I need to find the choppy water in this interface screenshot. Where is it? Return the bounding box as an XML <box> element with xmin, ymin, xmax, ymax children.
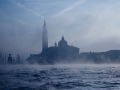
<box><xmin>0</xmin><ymin>64</ymin><xmax>120</xmax><ymax>90</ymax></box>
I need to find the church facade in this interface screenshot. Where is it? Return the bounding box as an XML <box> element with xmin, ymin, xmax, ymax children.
<box><xmin>27</xmin><ymin>20</ymin><xmax>80</xmax><ymax>64</ymax></box>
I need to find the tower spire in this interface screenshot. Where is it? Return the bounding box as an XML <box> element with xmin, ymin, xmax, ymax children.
<box><xmin>55</xmin><ymin>42</ymin><xmax>57</xmax><ymax>47</ymax></box>
<box><xmin>44</xmin><ymin>19</ymin><xmax>46</xmax><ymax>26</ymax></box>
<box><xmin>42</xmin><ymin>19</ymin><xmax>48</xmax><ymax>52</ymax></box>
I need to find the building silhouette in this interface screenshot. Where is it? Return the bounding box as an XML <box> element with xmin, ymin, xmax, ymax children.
<box><xmin>0</xmin><ymin>52</ymin><xmax>7</xmax><ymax>64</ymax></box>
<box><xmin>16</xmin><ymin>54</ymin><xmax>21</xmax><ymax>64</ymax></box>
<box><xmin>27</xmin><ymin>20</ymin><xmax>80</xmax><ymax>64</ymax></box>
<box><xmin>41</xmin><ymin>36</ymin><xmax>79</xmax><ymax>63</ymax></box>
<box><xmin>42</xmin><ymin>19</ymin><xmax>48</xmax><ymax>52</ymax></box>
<box><xmin>27</xmin><ymin>20</ymin><xmax>120</xmax><ymax>64</ymax></box>
<box><xmin>8</xmin><ymin>54</ymin><xmax>12</xmax><ymax>64</ymax></box>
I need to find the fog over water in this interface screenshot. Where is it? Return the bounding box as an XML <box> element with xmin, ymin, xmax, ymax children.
<box><xmin>1</xmin><ymin>0</ymin><xmax>120</xmax><ymax>59</ymax></box>
<box><xmin>1</xmin><ymin>0</ymin><xmax>120</xmax><ymax>89</ymax></box>
<box><xmin>1</xmin><ymin>64</ymin><xmax>120</xmax><ymax>90</ymax></box>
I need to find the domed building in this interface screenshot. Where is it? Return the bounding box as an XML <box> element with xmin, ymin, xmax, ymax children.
<box><xmin>58</xmin><ymin>36</ymin><xmax>68</xmax><ymax>48</ymax></box>
<box><xmin>27</xmin><ymin>21</ymin><xmax>80</xmax><ymax>64</ymax></box>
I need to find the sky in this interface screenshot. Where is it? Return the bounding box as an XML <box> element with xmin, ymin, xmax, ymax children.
<box><xmin>0</xmin><ymin>0</ymin><xmax>120</xmax><ymax>60</ymax></box>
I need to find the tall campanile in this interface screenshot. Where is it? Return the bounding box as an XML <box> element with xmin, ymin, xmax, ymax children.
<box><xmin>42</xmin><ymin>19</ymin><xmax>48</xmax><ymax>52</ymax></box>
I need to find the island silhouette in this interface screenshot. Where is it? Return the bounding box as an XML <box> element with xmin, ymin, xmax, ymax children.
<box><xmin>27</xmin><ymin>20</ymin><xmax>120</xmax><ymax>64</ymax></box>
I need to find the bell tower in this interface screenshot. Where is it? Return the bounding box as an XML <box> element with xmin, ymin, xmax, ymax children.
<box><xmin>42</xmin><ymin>19</ymin><xmax>48</xmax><ymax>51</ymax></box>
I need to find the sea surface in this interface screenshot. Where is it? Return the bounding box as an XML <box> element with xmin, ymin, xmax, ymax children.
<box><xmin>0</xmin><ymin>64</ymin><xmax>120</xmax><ymax>90</ymax></box>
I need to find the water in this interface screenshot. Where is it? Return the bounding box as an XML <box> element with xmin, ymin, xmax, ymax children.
<box><xmin>0</xmin><ymin>64</ymin><xmax>120</xmax><ymax>90</ymax></box>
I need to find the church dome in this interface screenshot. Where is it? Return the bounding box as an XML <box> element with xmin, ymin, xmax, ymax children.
<box><xmin>58</xmin><ymin>36</ymin><xmax>68</xmax><ymax>47</ymax></box>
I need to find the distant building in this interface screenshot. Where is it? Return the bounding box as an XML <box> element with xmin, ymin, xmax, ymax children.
<box><xmin>16</xmin><ymin>54</ymin><xmax>21</xmax><ymax>64</ymax></box>
<box><xmin>43</xmin><ymin>36</ymin><xmax>79</xmax><ymax>63</ymax></box>
<box><xmin>42</xmin><ymin>19</ymin><xmax>48</xmax><ymax>52</ymax></box>
<box><xmin>27</xmin><ymin>20</ymin><xmax>120</xmax><ymax>64</ymax></box>
<box><xmin>0</xmin><ymin>52</ymin><xmax>6</xmax><ymax>64</ymax></box>
<box><xmin>12</xmin><ymin>57</ymin><xmax>15</xmax><ymax>64</ymax></box>
<box><xmin>8</xmin><ymin>54</ymin><xmax>12</xmax><ymax>64</ymax></box>
<box><xmin>27</xmin><ymin>20</ymin><xmax>80</xmax><ymax>64</ymax></box>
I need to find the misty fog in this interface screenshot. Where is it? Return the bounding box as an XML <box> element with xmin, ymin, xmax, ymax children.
<box><xmin>1</xmin><ymin>0</ymin><xmax>120</xmax><ymax>61</ymax></box>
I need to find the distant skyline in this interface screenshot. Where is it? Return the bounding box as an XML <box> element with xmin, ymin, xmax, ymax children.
<box><xmin>0</xmin><ymin>0</ymin><xmax>120</xmax><ymax>59</ymax></box>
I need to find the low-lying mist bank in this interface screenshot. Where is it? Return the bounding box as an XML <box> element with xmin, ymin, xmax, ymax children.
<box><xmin>1</xmin><ymin>63</ymin><xmax>120</xmax><ymax>68</ymax></box>
<box><xmin>27</xmin><ymin>50</ymin><xmax>120</xmax><ymax>64</ymax></box>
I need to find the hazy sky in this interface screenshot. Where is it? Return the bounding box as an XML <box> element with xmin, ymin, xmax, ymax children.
<box><xmin>0</xmin><ymin>0</ymin><xmax>120</xmax><ymax>59</ymax></box>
